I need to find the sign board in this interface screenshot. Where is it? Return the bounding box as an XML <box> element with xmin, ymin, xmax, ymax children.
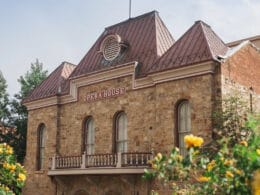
<box><xmin>84</xmin><ymin>87</ymin><xmax>126</xmax><ymax>102</ymax></box>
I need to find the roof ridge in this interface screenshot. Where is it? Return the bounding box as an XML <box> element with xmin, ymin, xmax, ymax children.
<box><xmin>199</xmin><ymin>21</ymin><xmax>215</xmax><ymax>59</ymax></box>
<box><xmin>150</xmin><ymin>21</ymin><xmax>197</xmax><ymax>68</ymax></box>
<box><xmin>154</xmin><ymin>12</ymin><xmax>175</xmax><ymax>56</ymax></box>
<box><xmin>105</xmin><ymin>10</ymin><xmax>158</xmax><ymax>30</ymax></box>
<box><xmin>199</xmin><ymin>20</ymin><xmax>227</xmax><ymax>59</ymax></box>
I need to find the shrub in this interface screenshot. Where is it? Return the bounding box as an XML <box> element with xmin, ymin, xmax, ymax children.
<box><xmin>0</xmin><ymin>143</ymin><xmax>26</xmax><ymax>195</ymax></box>
<box><xmin>143</xmin><ymin>115</ymin><xmax>260</xmax><ymax>195</ymax></box>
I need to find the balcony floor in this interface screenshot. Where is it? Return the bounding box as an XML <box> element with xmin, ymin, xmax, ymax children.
<box><xmin>48</xmin><ymin>167</ymin><xmax>148</xmax><ymax>176</ymax></box>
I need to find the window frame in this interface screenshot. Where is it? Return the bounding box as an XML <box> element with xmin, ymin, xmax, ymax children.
<box><xmin>175</xmin><ymin>100</ymin><xmax>191</xmax><ymax>156</ymax></box>
<box><xmin>83</xmin><ymin>116</ymin><xmax>95</xmax><ymax>155</ymax></box>
<box><xmin>113</xmin><ymin>111</ymin><xmax>128</xmax><ymax>153</ymax></box>
<box><xmin>36</xmin><ymin>123</ymin><xmax>46</xmax><ymax>170</ymax></box>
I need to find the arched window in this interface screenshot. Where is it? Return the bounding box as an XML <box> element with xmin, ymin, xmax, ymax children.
<box><xmin>84</xmin><ymin>117</ymin><xmax>95</xmax><ymax>155</ymax></box>
<box><xmin>37</xmin><ymin>124</ymin><xmax>46</xmax><ymax>170</ymax></box>
<box><xmin>177</xmin><ymin>100</ymin><xmax>191</xmax><ymax>156</ymax></box>
<box><xmin>114</xmin><ymin>112</ymin><xmax>127</xmax><ymax>153</ymax></box>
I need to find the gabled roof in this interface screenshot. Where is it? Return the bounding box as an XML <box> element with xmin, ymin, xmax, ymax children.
<box><xmin>145</xmin><ymin>21</ymin><xmax>228</xmax><ymax>74</ymax></box>
<box><xmin>23</xmin><ymin>62</ymin><xmax>76</xmax><ymax>103</ymax></box>
<box><xmin>69</xmin><ymin>10</ymin><xmax>174</xmax><ymax>79</ymax></box>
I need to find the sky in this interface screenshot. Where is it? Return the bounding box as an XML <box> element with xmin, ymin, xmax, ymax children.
<box><xmin>0</xmin><ymin>0</ymin><xmax>260</xmax><ymax>97</ymax></box>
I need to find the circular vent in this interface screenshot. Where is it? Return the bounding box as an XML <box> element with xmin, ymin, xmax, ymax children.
<box><xmin>101</xmin><ymin>35</ymin><xmax>121</xmax><ymax>61</ymax></box>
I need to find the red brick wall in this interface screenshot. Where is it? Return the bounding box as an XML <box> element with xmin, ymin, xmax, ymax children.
<box><xmin>222</xmin><ymin>44</ymin><xmax>260</xmax><ymax>94</ymax></box>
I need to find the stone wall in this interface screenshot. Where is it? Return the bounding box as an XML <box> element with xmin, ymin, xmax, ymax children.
<box><xmin>55</xmin><ymin>175</ymin><xmax>149</xmax><ymax>195</ymax></box>
<box><xmin>23</xmin><ymin>72</ymin><xmax>216</xmax><ymax>194</ymax></box>
<box><xmin>23</xmin><ymin>106</ymin><xmax>57</xmax><ymax>195</ymax></box>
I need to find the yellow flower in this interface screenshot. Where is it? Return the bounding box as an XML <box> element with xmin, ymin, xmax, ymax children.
<box><xmin>184</xmin><ymin>134</ymin><xmax>204</xmax><ymax>149</ymax></box>
<box><xmin>18</xmin><ymin>173</ymin><xmax>26</xmax><ymax>181</ymax></box>
<box><xmin>6</xmin><ymin>147</ymin><xmax>13</xmax><ymax>154</ymax></box>
<box><xmin>240</xmin><ymin>140</ymin><xmax>248</xmax><ymax>147</ymax></box>
<box><xmin>235</xmin><ymin>169</ymin><xmax>243</xmax><ymax>175</ymax></box>
<box><xmin>176</xmin><ymin>155</ymin><xmax>183</xmax><ymax>162</ymax></box>
<box><xmin>152</xmin><ymin>163</ymin><xmax>157</xmax><ymax>169</ymax></box>
<box><xmin>224</xmin><ymin>159</ymin><xmax>234</xmax><ymax>166</ymax></box>
<box><xmin>9</xmin><ymin>164</ymin><xmax>16</xmax><ymax>171</ymax></box>
<box><xmin>252</xmin><ymin>169</ymin><xmax>260</xmax><ymax>195</ymax></box>
<box><xmin>157</xmin><ymin>153</ymin><xmax>162</xmax><ymax>161</ymax></box>
<box><xmin>226</xmin><ymin>171</ymin><xmax>234</xmax><ymax>178</ymax></box>
<box><xmin>207</xmin><ymin>160</ymin><xmax>216</xmax><ymax>171</ymax></box>
<box><xmin>256</xmin><ymin>149</ymin><xmax>260</xmax><ymax>155</ymax></box>
<box><xmin>0</xmin><ymin>147</ymin><xmax>3</xmax><ymax>154</ymax></box>
<box><xmin>197</xmin><ymin>176</ymin><xmax>210</xmax><ymax>182</ymax></box>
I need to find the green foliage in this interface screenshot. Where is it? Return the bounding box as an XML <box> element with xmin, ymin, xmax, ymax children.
<box><xmin>144</xmin><ymin>96</ymin><xmax>260</xmax><ymax>194</ymax></box>
<box><xmin>8</xmin><ymin>59</ymin><xmax>48</xmax><ymax>163</ymax></box>
<box><xmin>0</xmin><ymin>71</ymin><xmax>10</xmax><ymax>125</ymax></box>
<box><xmin>0</xmin><ymin>143</ymin><xmax>27</xmax><ymax>195</ymax></box>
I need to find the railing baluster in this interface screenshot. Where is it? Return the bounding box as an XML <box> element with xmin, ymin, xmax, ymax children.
<box><xmin>130</xmin><ymin>153</ymin><xmax>133</xmax><ymax>165</ymax></box>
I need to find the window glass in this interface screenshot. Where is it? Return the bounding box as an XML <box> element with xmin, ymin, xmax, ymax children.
<box><xmin>178</xmin><ymin>101</ymin><xmax>191</xmax><ymax>156</ymax></box>
<box><xmin>116</xmin><ymin>112</ymin><xmax>127</xmax><ymax>153</ymax></box>
<box><xmin>38</xmin><ymin>124</ymin><xmax>46</xmax><ymax>170</ymax></box>
<box><xmin>85</xmin><ymin>118</ymin><xmax>95</xmax><ymax>155</ymax></box>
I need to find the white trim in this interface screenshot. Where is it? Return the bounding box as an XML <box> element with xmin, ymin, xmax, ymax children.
<box><xmin>24</xmin><ymin>61</ymin><xmax>216</xmax><ymax>110</ymax></box>
<box><xmin>48</xmin><ymin>167</ymin><xmax>148</xmax><ymax>176</ymax></box>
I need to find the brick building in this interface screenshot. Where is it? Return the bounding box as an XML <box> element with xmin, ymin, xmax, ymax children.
<box><xmin>23</xmin><ymin>11</ymin><xmax>260</xmax><ymax>195</ymax></box>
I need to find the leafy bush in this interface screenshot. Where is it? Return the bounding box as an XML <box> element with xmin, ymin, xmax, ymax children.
<box><xmin>143</xmin><ymin>115</ymin><xmax>260</xmax><ymax>195</ymax></box>
<box><xmin>0</xmin><ymin>143</ymin><xmax>26</xmax><ymax>195</ymax></box>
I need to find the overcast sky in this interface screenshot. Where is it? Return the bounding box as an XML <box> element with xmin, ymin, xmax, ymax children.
<box><xmin>0</xmin><ymin>0</ymin><xmax>260</xmax><ymax>97</ymax></box>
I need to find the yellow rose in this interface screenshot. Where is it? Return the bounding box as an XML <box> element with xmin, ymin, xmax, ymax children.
<box><xmin>226</xmin><ymin>171</ymin><xmax>234</xmax><ymax>178</ymax></box>
<box><xmin>224</xmin><ymin>159</ymin><xmax>234</xmax><ymax>166</ymax></box>
<box><xmin>18</xmin><ymin>173</ymin><xmax>26</xmax><ymax>181</ymax></box>
<box><xmin>157</xmin><ymin>153</ymin><xmax>162</xmax><ymax>161</ymax></box>
<box><xmin>176</xmin><ymin>155</ymin><xmax>183</xmax><ymax>162</ymax></box>
<box><xmin>207</xmin><ymin>160</ymin><xmax>216</xmax><ymax>171</ymax></box>
<box><xmin>9</xmin><ymin>164</ymin><xmax>16</xmax><ymax>171</ymax></box>
<box><xmin>6</xmin><ymin>147</ymin><xmax>13</xmax><ymax>155</ymax></box>
<box><xmin>184</xmin><ymin>134</ymin><xmax>204</xmax><ymax>148</ymax></box>
<box><xmin>152</xmin><ymin>163</ymin><xmax>158</xmax><ymax>169</ymax></box>
<box><xmin>197</xmin><ymin>176</ymin><xmax>210</xmax><ymax>182</ymax></box>
<box><xmin>235</xmin><ymin>169</ymin><xmax>243</xmax><ymax>175</ymax></box>
<box><xmin>240</xmin><ymin>140</ymin><xmax>248</xmax><ymax>147</ymax></box>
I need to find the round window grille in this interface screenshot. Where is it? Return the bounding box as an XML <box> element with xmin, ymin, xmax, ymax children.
<box><xmin>102</xmin><ymin>35</ymin><xmax>121</xmax><ymax>61</ymax></box>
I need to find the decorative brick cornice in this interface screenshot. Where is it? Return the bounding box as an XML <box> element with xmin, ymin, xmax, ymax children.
<box><xmin>24</xmin><ymin>61</ymin><xmax>216</xmax><ymax>110</ymax></box>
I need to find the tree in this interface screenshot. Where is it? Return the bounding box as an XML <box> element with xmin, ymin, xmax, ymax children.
<box><xmin>9</xmin><ymin>59</ymin><xmax>48</xmax><ymax>163</ymax></box>
<box><xmin>0</xmin><ymin>71</ymin><xmax>10</xmax><ymax>125</ymax></box>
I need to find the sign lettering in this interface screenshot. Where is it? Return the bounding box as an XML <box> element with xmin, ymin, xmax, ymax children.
<box><xmin>84</xmin><ymin>87</ymin><xmax>126</xmax><ymax>102</ymax></box>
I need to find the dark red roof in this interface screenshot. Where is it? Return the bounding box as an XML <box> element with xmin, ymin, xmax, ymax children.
<box><xmin>69</xmin><ymin>11</ymin><xmax>174</xmax><ymax>79</ymax></box>
<box><xmin>23</xmin><ymin>62</ymin><xmax>76</xmax><ymax>103</ymax></box>
<box><xmin>23</xmin><ymin>12</ymin><xmax>229</xmax><ymax>104</ymax></box>
<box><xmin>145</xmin><ymin>21</ymin><xmax>228</xmax><ymax>74</ymax></box>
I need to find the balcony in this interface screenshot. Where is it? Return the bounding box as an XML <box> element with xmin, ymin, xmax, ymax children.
<box><xmin>48</xmin><ymin>152</ymin><xmax>153</xmax><ymax>176</ymax></box>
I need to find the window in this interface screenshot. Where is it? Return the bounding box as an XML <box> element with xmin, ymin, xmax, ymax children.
<box><xmin>177</xmin><ymin>100</ymin><xmax>191</xmax><ymax>156</ymax></box>
<box><xmin>37</xmin><ymin>124</ymin><xmax>46</xmax><ymax>170</ymax></box>
<box><xmin>114</xmin><ymin>112</ymin><xmax>127</xmax><ymax>153</ymax></box>
<box><xmin>84</xmin><ymin>117</ymin><xmax>95</xmax><ymax>155</ymax></box>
